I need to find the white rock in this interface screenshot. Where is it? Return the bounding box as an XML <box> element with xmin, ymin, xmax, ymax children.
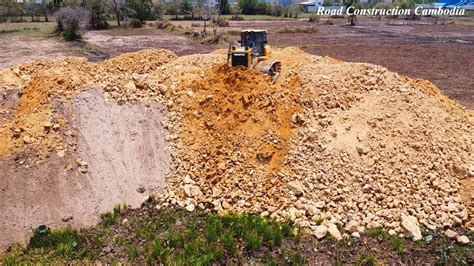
<box><xmin>456</xmin><ymin>235</ymin><xmax>470</xmax><ymax>244</ymax></box>
<box><xmin>185</xmin><ymin>204</ymin><xmax>195</xmax><ymax>212</ymax></box>
<box><xmin>351</xmin><ymin>232</ymin><xmax>360</xmax><ymax>238</ymax></box>
<box><xmin>345</xmin><ymin>220</ymin><xmax>359</xmax><ymax>233</ymax></box>
<box><xmin>388</xmin><ymin>229</ymin><xmax>396</xmax><ymax>236</ymax></box>
<box><xmin>444</xmin><ymin>229</ymin><xmax>458</xmax><ymax>239</ymax></box>
<box><xmin>328</xmin><ymin>224</ymin><xmax>342</xmax><ymax>241</ymax></box>
<box><xmin>401</xmin><ymin>215</ymin><xmax>422</xmax><ymax>241</ymax></box>
<box><xmin>313</xmin><ymin>225</ymin><xmax>328</xmax><ymax>239</ymax></box>
<box><xmin>287</xmin><ymin>180</ymin><xmax>305</xmax><ymax>196</ymax></box>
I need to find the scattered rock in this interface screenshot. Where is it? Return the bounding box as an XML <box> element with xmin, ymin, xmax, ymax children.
<box><xmin>61</xmin><ymin>215</ymin><xmax>73</xmax><ymax>222</ymax></box>
<box><xmin>313</xmin><ymin>225</ymin><xmax>328</xmax><ymax>239</ymax></box>
<box><xmin>328</xmin><ymin>224</ymin><xmax>342</xmax><ymax>241</ymax></box>
<box><xmin>401</xmin><ymin>215</ymin><xmax>422</xmax><ymax>241</ymax></box>
<box><xmin>287</xmin><ymin>180</ymin><xmax>305</xmax><ymax>196</ymax></box>
<box><xmin>185</xmin><ymin>204</ymin><xmax>195</xmax><ymax>212</ymax></box>
<box><xmin>444</xmin><ymin>229</ymin><xmax>458</xmax><ymax>239</ymax></box>
<box><xmin>456</xmin><ymin>235</ymin><xmax>470</xmax><ymax>244</ymax></box>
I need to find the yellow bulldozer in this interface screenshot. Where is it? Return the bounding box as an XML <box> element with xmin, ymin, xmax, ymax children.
<box><xmin>227</xmin><ymin>30</ymin><xmax>281</xmax><ymax>83</ymax></box>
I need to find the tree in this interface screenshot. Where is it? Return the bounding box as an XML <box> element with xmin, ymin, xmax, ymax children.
<box><xmin>89</xmin><ymin>0</ymin><xmax>109</xmax><ymax>29</ymax></box>
<box><xmin>20</xmin><ymin>2</ymin><xmax>40</xmax><ymax>22</ymax></box>
<box><xmin>239</xmin><ymin>0</ymin><xmax>258</xmax><ymax>15</ymax></box>
<box><xmin>165</xmin><ymin>0</ymin><xmax>180</xmax><ymax>20</ymax></box>
<box><xmin>154</xmin><ymin>1</ymin><xmax>165</xmax><ymax>20</ymax></box>
<box><xmin>219</xmin><ymin>0</ymin><xmax>230</xmax><ymax>15</ymax></box>
<box><xmin>180</xmin><ymin>0</ymin><xmax>192</xmax><ymax>15</ymax></box>
<box><xmin>126</xmin><ymin>0</ymin><xmax>155</xmax><ymax>23</ymax></box>
<box><xmin>107</xmin><ymin>0</ymin><xmax>126</xmax><ymax>26</ymax></box>
<box><xmin>0</xmin><ymin>0</ymin><xmax>24</xmax><ymax>22</ymax></box>
<box><xmin>344</xmin><ymin>0</ymin><xmax>358</xmax><ymax>26</ymax></box>
<box><xmin>322</xmin><ymin>0</ymin><xmax>331</xmax><ymax>6</ymax></box>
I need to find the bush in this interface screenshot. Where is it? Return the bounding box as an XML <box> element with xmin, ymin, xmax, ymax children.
<box><xmin>89</xmin><ymin>0</ymin><xmax>109</xmax><ymax>30</ymax></box>
<box><xmin>309</xmin><ymin>14</ymin><xmax>320</xmax><ymax>23</ymax></box>
<box><xmin>213</xmin><ymin>18</ymin><xmax>229</xmax><ymax>27</ymax></box>
<box><xmin>128</xmin><ymin>18</ymin><xmax>142</xmax><ymax>28</ymax></box>
<box><xmin>54</xmin><ymin>7</ymin><xmax>89</xmax><ymax>41</ymax></box>
<box><xmin>126</xmin><ymin>0</ymin><xmax>155</xmax><ymax>22</ymax></box>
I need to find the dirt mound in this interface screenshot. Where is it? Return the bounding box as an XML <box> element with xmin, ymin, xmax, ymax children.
<box><xmin>0</xmin><ymin>47</ymin><xmax>472</xmax><ymax>250</ymax></box>
<box><xmin>100</xmin><ymin>49</ymin><xmax>177</xmax><ymax>74</ymax></box>
<box><xmin>170</xmin><ymin>65</ymin><xmax>302</xmax><ymax>209</ymax></box>
<box><xmin>159</xmin><ymin>48</ymin><xmax>473</xmax><ymax>238</ymax></box>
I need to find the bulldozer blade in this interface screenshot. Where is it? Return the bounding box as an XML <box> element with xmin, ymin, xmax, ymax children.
<box><xmin>254</xmin><ymin>60</ymin><xmax>281</xmax><ymax>83</ymax></box>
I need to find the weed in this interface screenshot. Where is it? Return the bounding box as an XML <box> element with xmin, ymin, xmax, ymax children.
<box><xmin>244</xmin><ymin>231</ymin><xmax>263</xmax><ymax>251</ymax></box>
<box><xmin>27</xmin><ymin>227</ymin><xmax>82</xmax><ymax>259</ymax></box>
<box><xmin>99</xmin><ymin>204</ymin><xmax>123</xmax><ymax>227</ymax></box>
<box><xmin>221</xmin><ymin>230</ymin><xmax>237</xmax><ymax>255</ymax></box>
<box><xmin>128</xmin><ymin>246</ymin><xmax>140</xmax><ymax>260</ymax></box>
<box><xmin>368</xmin><ymin>227</ymin><xmax>386</xmax><ymax>241</ymax></box>
<box><xmin>389</xmin><ymin>235</ymin><xmax>406</xmax><ymax>254</ymax></box>
<box><xmin>290</xmin><ymin>249</ymin><xmax>305</xmax><ymax>265</ymax></box>
<box><xmin>355</xmin><ymin>252</ymin><xmax>376</xmax><ymax>266</ymax></box>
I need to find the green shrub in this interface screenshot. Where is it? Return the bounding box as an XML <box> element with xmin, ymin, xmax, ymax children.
<box><xmin>128</xmin><ymin>18</ymin><xmax>143</xmax><ymax>28</ymax></box>
<box><xmin>27</xmin><ymin>227</ymin><xmax>82</xmax><ymax>259</ymax></box>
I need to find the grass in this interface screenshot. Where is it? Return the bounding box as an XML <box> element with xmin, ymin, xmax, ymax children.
<box><xmin>0</xmin><ymin>21</ymin><xmax>55</xmax><ymax>36</ymax></box>
<box><xmin>2</xmin><ymin>203</ymin><xmax>473</xmax><ymax>264</ymax></box>
<box><xmin>355</xmin><ymin>253</ymin><xmax>376</xmax><ymax>266</ymax></box>
<box><xmin>276</xmin><ymin>26</ymin><xmax>316</xmax><ymax>34</ymax></box>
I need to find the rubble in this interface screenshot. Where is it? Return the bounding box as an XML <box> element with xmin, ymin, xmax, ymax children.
<box><xmin>0</xmin><ymin>47</ymin><xmax>472</xmax><ymax>243</ymax></box>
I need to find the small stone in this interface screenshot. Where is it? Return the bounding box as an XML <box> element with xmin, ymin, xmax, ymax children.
<box><xmin>456</xmin><ymin>235</ymin><xmax>470</xmax><ymax>244</ymax></box>
<box><xmin>313</xmin><ymin>225</ymin><xmax>328</xmax><ymax>239</ymax></box>
<box><xmin>388</xmin><ymin>229</ymin><xmax>396</xmax><ymax>236</ymax></box>
<box><xmin>53</xmin><ymin>124</ymin><xmax>60</xmax><ymax>130</ymax></box>
<box><xmin>444</xmin><ymin>229</ymin><xmax>458</xmax><ymax>239</ymax></box>
<box><xmin>122</xmin><ymin>218</ymin><xmax>128</xmax><ymax>224</ymax></box>
<box><xmin>76</xmin><ymin>159</ymin><xmax>88</xmax><ymax>167</ymax></box>
<box><xmin>401</xmin><ymin>215</ymin><xmax>422</xmax><ymax>241</ymax></box>
<box><xmin>186</xmin><ymin>204</ymin><xmax>195</xmax><ymax>212</ymax></box>
<box><xmin>222</xmin><ymin>201</ymin><xmax>230</xmax><ymax>209</ymax></box>
<box><xmin>125</xmin><ymin>81</ymin><xmax>136</xmax><ymax>91</ymax></box>
<box><xmin>356</xmin><ymin>145</ymin><xmax>370</xmax><ymax>155</ymax></box>
<box><xmin>183</xmin><ymin>175</ymin><xmax>194</xmax><ymax>184</ymax></box>
<box><xmin>287</xmin><ymin>180</ymin><xmax>305</xmax><ymax>196</ymax></box>
<box><xmin>345</xmin><ymin>220</ymin><xmax>359</xmax><ymax>233</ymax></box>
<box><xmin>61</xmin><ymin>215</ymin><xmax>73</xmax><ymax>222</ymax></box>
<box><xmin>23</xmin><ymin>136</ymin><xmax>31</xmax><ymax>144</ymax></box>
<box><xmin>44</xmin><ymin>121</ymin><xmax>52</xmax><ymax>130</ymax></box>
<box><xmin>328</xmin><ymin>224</ymin><xmax>342</xmax><ymax>241</ymax></box>
<box><xmin>56</xmin><ymin>150</ymin><xmax>65</xmax><ymax>158</ymax></box>
<box><xmin>12</xmin><ymin>128</ymin><xmax>21</xmax><ymax>138</ymax></box>
<box><xmin>351</xmin><ymin>232</ymin><xmax>360</xmax><ymax>238</ymax></box>
<box><xmin>137</xmin><ymin>186</ymin><xmax>146</xmax><ymax>193</ymax></box>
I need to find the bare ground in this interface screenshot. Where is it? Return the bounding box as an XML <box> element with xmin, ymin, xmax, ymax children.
<box><xmin>84</xmin><ymin>28</ymin><xmax>214</xmax><ymax>57</ymax></box>
<box><xmin>0</xmin><ymin>88</ymin><xmax>170</xmax><ymax>251</ymax></box>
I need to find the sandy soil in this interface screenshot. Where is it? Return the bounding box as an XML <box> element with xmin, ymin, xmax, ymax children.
<box><xmin>0</xmin><ymin>88</ymin><xmax>170</xmax><ymax>251</ymax></box>
<box><xmin>0</xmin><ymin>35</ymin><xmax>82</xmax><ymax>69</ymax></box>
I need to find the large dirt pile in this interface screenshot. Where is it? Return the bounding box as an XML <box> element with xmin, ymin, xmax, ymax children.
<box><xmin>0</xmin><ymin>47</ymin><xmax>472</xmax><ymax>249</ymax></box>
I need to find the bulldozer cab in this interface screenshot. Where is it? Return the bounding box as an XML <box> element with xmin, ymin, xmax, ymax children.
<box><xmin>239</xmin><ymin>30</ymin><xmax>267</xmax><ymax>57</ymax></box>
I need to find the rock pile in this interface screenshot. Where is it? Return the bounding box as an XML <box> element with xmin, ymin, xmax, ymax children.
<box><xmin>0</xmin><ymin>47</ymin><xmax>472</xmax><ymax>243</ymax></box>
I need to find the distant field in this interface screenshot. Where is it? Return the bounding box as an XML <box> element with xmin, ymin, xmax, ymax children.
<box><xmin>0</xmin><ymin>21</ymin><xmax>55</xmax><ymax>36</ymax></box>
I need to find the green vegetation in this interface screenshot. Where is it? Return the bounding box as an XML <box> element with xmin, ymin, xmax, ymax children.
<box><xmin>1</xmin><ymin>203</ymin><xmax>472</xmax><ymax>264</ymax></box>
<box><xmin>355</xmin><ymin>253</ymin><xmax>376</xmax><ymax>266</ymax></box>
